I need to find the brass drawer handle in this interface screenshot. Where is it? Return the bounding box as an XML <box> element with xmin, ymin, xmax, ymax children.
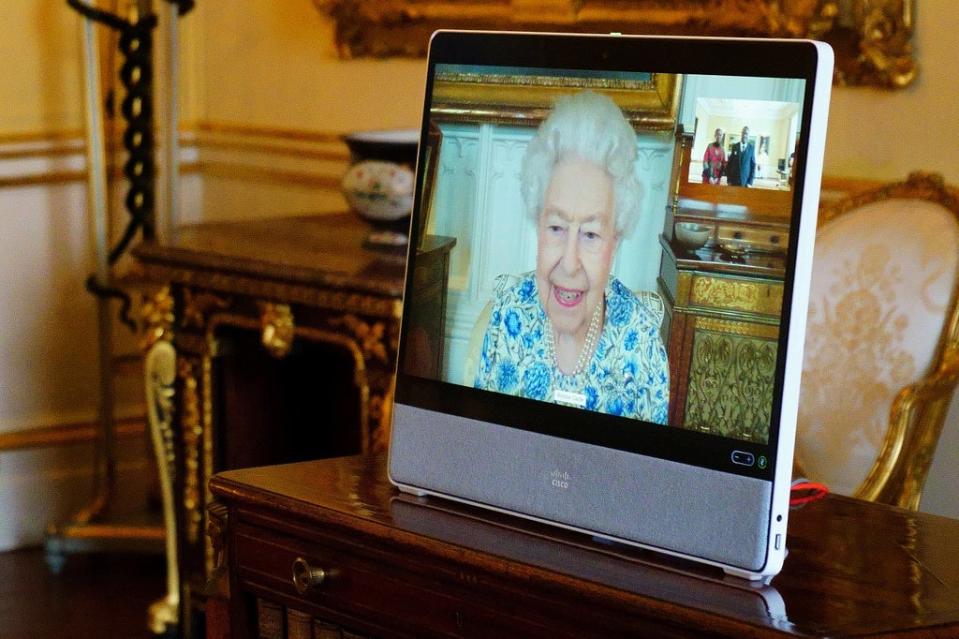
<box><xmin>292</xmin><ymin>556</ymin><xmax>329</xmax><ymax>593</ymax></box>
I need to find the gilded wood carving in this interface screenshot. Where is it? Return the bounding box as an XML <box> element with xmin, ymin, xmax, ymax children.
<box><xmin>328</xmin><ymin>314</ymin><xmax>391</xmax><ymax>364</ymax></box>
<box><xmin>314</xmin><ymin>0</ymin><xmax>916</xmax><ymax>88</ymax></box>
<box><xmin>141</xmin><ymin>286</ymin><xmax>180</xmax><ymax>636</ymax></box>
<box><xmin>139</xmin><ymin>261</ymin><xmax>402</xmax><ymax>319</ymax></box>
<box><xmin>431</xmin><ymin>70</ymin><xmax>679</xmax><ymax>128</ymax></box>
<box><xmin>685</xmin><ymin>329</ymin><xmax>778</xmax><ymax>443</ymax></box>
<box><xmin>141</xmin><ymin>286</ymin><xmax>175</xmax><ymax>351</ymax></box>
<box><xmin>689</xmin><ymin>275</ymin><xmax>784</xmax><ymax>317</ymax></box>
<box><xmin>696</xmin><ymin>316</ymin><xmax>780</xmax><ymax>340</ymax></box>
<box><xmin>165</xmin><ymin>294</ymin><xmax>398</xmax><ymax>557</ymax></box>
<box><xmin>205</xmin><ymin>311</ymin><xmax>379</xmax><ymax>453</ymax></box>
<box><xmin>259</xmin><ymin>302</ymin><xmax>295</xmax><ymax>358</ymax></box>
<box><xmin>177</xmin><ymin>356</ymin><xmax>204</xmax><ymax>545</ymax></box>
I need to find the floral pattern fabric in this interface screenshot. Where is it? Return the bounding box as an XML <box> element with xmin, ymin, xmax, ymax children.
<box><xmin>473</xmin><ymin>272</ymin><xmax>669</xmax><ymax>424</ymax></box>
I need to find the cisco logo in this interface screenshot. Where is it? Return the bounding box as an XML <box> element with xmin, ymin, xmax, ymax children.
<box><xmin>550</xmin><ymin>469</ymin><xmax>571</xmax><ymax>490</ymax></box>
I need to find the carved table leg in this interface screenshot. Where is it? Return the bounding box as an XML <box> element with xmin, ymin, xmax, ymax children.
<box><xmin>143</xmin><ymin>288</ymin><xmax>180</xmax><ymax>637</ymax></box>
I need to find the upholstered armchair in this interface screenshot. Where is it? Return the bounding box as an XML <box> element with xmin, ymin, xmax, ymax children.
<box><xmin>795</xmin><ymin>173</ymin><xmax>959</xmax><ymax>510</ymax></box>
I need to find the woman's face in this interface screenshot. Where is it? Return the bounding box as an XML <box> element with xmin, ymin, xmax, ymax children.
<box><xmin>536</xmin><ymin>155</ymin><xmax>618</xmax><ymax>343</ymax></box>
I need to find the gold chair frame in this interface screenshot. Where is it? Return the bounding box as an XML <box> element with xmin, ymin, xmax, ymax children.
<box><xmin>796</xmin><ymin>172</ymin><xmax>959</xmax><ymax>510</ymax></box>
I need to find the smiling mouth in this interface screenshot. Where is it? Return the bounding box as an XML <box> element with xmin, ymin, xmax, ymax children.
<box><xmin>553</xmin><ymin>286</ymin><xmax>584</xmax><ymax>308</ymax></box>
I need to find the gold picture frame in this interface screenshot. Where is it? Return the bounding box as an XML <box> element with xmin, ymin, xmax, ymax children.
<box><xmin>430</xmin><ymin>69</ymin><xmax>680</xmax><ymax>129</ymax></box>
<box><xmin>314</xmin><ymin>0</ymin><xmax>917</xmax><ymax>89</ymax></box>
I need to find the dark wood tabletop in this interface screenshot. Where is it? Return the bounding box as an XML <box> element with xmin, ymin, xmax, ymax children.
<box><xmin>134</xmin><ymin>213</ymin><xmax>452</xmax><ymax>298</ymax></box>
<box><xmin>210</xmin><ymin>455</ymin><xmax>959</xmax><ymax>638</ymax></box>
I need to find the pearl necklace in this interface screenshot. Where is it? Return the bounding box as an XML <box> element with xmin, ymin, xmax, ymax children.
<box><xmin>544</xmin><ymin>300</ymin><xmax>602</xmax><ymax>380</ymax></box>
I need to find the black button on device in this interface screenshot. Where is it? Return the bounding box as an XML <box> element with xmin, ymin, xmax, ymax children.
<box><xmin>730</xmin><ymin>450</ymin><xmax>755</xmax><ymax>466</ymax></box>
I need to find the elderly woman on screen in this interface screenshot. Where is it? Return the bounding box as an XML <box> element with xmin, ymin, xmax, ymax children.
<box><xmin>472</xmin><ymin>91</ymin><xmax>669</xmax><ymax>424</ymax></box>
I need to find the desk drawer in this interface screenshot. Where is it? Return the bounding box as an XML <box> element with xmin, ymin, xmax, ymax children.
<box><xmin>234</xmin><ymin>524</ymin><xmax>468</xmax><ymax>637</ymax></box>
<box><xmin>234</xmin><ymin>524</ymin><xmax>575</xmax><ymax>639</ymax></box>
<box><xmin>233</xmin><ymin>521</ymin><xmax>595</xmax><ymax>638</ymax></box>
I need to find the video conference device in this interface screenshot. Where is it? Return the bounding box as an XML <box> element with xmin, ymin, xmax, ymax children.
<box><xmin>389</xmin><ymin>30</ymin><xmax>832</xmax><ymax>580</ymax></box>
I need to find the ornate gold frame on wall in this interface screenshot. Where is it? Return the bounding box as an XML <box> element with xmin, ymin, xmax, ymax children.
<box><xmin>314</xmin><ymin>0</ymin><xmax>916</xmax><ymax>88</ymax></box>
<box><xmin>431</xmin><ymin>70</ymin><xmax>679</xmax><ymax>128</ymax></box>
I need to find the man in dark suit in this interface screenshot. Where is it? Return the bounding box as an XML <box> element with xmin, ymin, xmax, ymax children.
<box><xmin>726</xmin><ymin>125</ymin><xmax>756</xmax><ymax>187</ymax></box>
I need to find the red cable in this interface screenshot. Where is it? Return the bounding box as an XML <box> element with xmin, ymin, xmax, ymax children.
<box><xmin>789</xmin><ymin>480</ymin><xmax>829</xmax><ymax>507</ymax></box>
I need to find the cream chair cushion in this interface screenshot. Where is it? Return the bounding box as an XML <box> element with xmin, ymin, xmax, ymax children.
<box><xmin>462</xmin><ymin>300</ymin><xmax>493</xmax><ymax>387</ymax></box>
<box><xmin>797</xmin><ymin>198</ymin><xmax>959</xmax><ymax>496</ymax></box>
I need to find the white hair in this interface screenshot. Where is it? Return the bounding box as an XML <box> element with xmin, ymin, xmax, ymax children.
<box><xmin>520</xmin><ymin>91</ymin><xmax>642</xmax><ymax>237</ymax></box>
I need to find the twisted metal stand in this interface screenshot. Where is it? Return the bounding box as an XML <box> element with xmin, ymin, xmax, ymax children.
<box><xmin>45</xmin><ymin>1</ymin><xmax>194</xmax><ymax>637</ymax></box>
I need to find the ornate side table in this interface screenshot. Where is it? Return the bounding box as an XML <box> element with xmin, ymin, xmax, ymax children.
<box><xmin>134</xmin><ymin>213</ymin><xmax>454</xmax><ymax>637</ymax></box>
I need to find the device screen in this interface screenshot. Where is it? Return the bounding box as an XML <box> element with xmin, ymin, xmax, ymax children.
<box><xmin>400</xmin><ymin>47</ymin><xmax>814</xmax><ymax>479</ymax></box>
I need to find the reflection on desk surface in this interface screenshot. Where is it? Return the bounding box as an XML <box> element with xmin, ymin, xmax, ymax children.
<box><xmin>134</xmin><ymin>212</ymin><xmax>455</xmax><ymax>298</ymax></box>
<box><xmin>389</xmin><ymin>488</ymin><xmax>959</xmax><ymax>637</ymax></box>
<box><xmin>390</xmin><ymin>494</ymin><xmax>789</xmax><ymax>628</ymax></box>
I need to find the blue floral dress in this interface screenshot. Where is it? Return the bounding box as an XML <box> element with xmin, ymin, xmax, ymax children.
<box><xmin>473</xmin><ymin>272</ymin><xmax>670</xmax><ymax>424</ymax></box>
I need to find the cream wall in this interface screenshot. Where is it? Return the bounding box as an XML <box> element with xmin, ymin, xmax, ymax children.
<box><xmin>188</xmin><ymin>1</ymin><xmax>425</xmax><ymax>220</ymax></box>
<box><xmin>191</xmin><ymin>2</ymin><xmax>425</xmax><ymax>133</ymax></box>
<box><xmin>0</xmin><ymin>1</ymin><xmax>84</xmax><ymax>135</ymax></box>
<box><xmin>826</xmin><ymin>4</ymin><xmax>959</xmax><ymax>182</ymax></box>
<box><xmin>0</xmin><ymin>0</ymin><xmax>956</xmax><ymax>550</ymax></box>
<box><xmin>0</xmin><ymin>1</ymin><xmax>136</xmax><ymax>549</ymax></box>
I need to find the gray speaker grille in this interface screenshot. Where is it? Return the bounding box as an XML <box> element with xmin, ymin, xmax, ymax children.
<box><xmin>390</xmin><ymin>403</ymin><xmax>771</xmax><ymax>571</ymax></box>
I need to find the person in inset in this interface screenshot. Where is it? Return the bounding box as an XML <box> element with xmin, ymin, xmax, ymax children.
<box><xmin>701</xmin><ymin>128</ymin><xmax>726</xmax><ymax>184</ymax></box>
<box><xmin>726</xmin><ymin>125</ymin><xmax>756</xmax><ymax>187</ymax></box>
<box><xmin>755</xmin><ymin>137</ymin><xmax>769</xmax><ymax>181</ymax></box>
<box><xmin>471</xmin><ymin>91</ymin><xmax>669</xmax><ymax>424</ymax></box>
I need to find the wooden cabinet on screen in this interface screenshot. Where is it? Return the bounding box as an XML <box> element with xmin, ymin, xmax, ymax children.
<box><xmin>659</xmin><ymin>238</ymin><xmax>785</xmax><ymax>443</ymax></box>
<box><xmin>660</xmin><ymin>128</ymin><xmax>790</xmax><ymax>444</ymax></box>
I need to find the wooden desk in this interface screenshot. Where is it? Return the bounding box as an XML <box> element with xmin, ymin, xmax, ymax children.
<box><xmin>208</xmin><ymin>455</ymin><xmax>959</xmax><ymax>638</ymax></box>
<box><xmin>133</xmin><ymin>214</ymin><xmax>454</xmax><ymax>636</ymax></box>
